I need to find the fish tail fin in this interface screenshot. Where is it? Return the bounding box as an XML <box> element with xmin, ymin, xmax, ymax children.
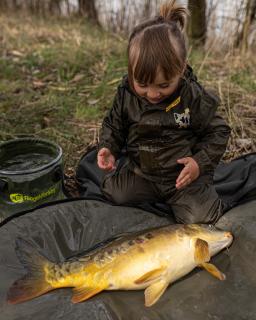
<box><xmin>7</xmin><ymin>238</ymin><xmax>53</xmax><ymax>304</ymax></box>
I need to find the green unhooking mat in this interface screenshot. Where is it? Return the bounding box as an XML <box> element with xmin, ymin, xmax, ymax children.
<box><xmin>0</xmin><ymin>198</ymin><xmax>255</xmax><ymax>320</ymax></box>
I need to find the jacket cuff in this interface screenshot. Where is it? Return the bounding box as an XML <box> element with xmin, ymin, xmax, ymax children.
<box><xmin>193</xmin><ymin>150</ymin><xmax>213</xmax><ymax>176</ymax></box>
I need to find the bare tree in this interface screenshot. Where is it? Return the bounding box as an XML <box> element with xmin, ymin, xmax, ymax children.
<box><xmin>143</xmin><ymin>0</ymin><xmax>152</xmax><ymax>19</ymax></box>
<box><xmin>65</xmin><ymin>0</ymin><xmax>71</xmax><ymax>16</ymax></box>
<box><xmin>236</xmin><ymin>0</ymin><xmax>256</xmax><ymax>52</ymax></box>
<box><xmin>78</xmin><ymin>0</ymin><xmax>99</xmax><ymax>25</ymax></box>
<box><xmin>48</xmin><ymin>0</ymin><xmax>62</xmax><ymax>15</ymax></box>
<box><xmin>28</xmin><ymin>0</ymin><xmax>42</xmax><ymax>15</ymax></box>
<box><xmin>251</xmin><ymin>0</ymin><xmax>256</xmax><ymax>20</ymax></box>
<box><xmin>0</xmin><ymin>0</ymin><xmax>9</xmax><ymax>11</ymax></box>
<box><xmin>188</xmin><ymin>0</ymin><xmax>207</xmax><ymax>46</ymax></box>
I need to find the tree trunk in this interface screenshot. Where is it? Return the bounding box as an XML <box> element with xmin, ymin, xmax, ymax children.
<box><xmin>239</xmin><ymin>0</ymin><xmax>256</xmax><ymax>53</ymax></box>
<box><xmin>49</xmin><ymin>0</ymin><xmax>62</xmax><ymax>15</ymax></box>
<box><xmin>0</xmin><ymin>0</ymin><xmax>8</xmax><ymax>10</ymax></box>
<box><xmin>29</xmin><ymin>0</ymin><xmax>40</xmax><ymax>15</ymax></box>
<box><xmin>250</xmin><ymin>0</ymin><xmax>256</xmax><ymax>21</ymax></box>
<box><xmin>12</xmin><ymin>0</ymin><xmax>18</xmax><ymax>10</ymax></box>
<box><xmin>188</xmin><ymin>0</ymin><xmax>207</xmax><ymax>46</ymax></box>
<box><xmin>78</xmin><ymin>0</ymin><xmax>99</xmax><ymax>25</ymax></box>
<box><xmin>65</xmin><ymin>0</ymin><xmax>70</xmax><ymax>16</ymax></box>
<box><xmin>143</xmin><ymin>0</ymin><xmax>152</xmax><ymax>19</ymax></box>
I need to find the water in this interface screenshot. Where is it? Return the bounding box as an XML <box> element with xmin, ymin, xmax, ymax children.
<box><xmin>0</xmin><ymin>153</ymin><xmax>54</xmax><ymax>172</ymax></box>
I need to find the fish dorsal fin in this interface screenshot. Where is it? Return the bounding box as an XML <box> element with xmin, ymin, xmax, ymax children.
<box><xmin>144</xmin><ymin>279</ymin><xmax>169</xmax><ymax>307</ymax></box>
<box><xmin>134</xmin><ymin>267</ymin><xmax>166</xmax><ymax>285</ymax></box>
<box><xmin>72</xmin><ymin>285</ymin><xmax>105</xmax><ymax>303</ymax></box>
<box><xmin>200</xmin><ymin>262</ymin><xmax>226</xmax><ymax>280</ymax></box>
<box><xmin>194</xmin><ymin>238</ymin><xmax>210</xmax><ymax>264</ymax></box>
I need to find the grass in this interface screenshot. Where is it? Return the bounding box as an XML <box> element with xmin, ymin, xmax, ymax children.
<box><xmin>230</xmin><ymin>69</ymin><xmax>256</xmax><ymax>93</ymax></box>
<box><xmin>0</xmin><ymin>12</ymin><xmax>255</xmax><ymax>176</ymax></box>
<box><xmin>0</xmin><ymin>13</ymin><xmax>127</xmax><ymax>170</ymax></box>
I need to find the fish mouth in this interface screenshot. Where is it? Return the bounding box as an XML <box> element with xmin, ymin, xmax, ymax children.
<box><xmin>222</xmin><ymin>232</ymin><xmax>233</xmax><ymax>249</ymax></box>
<box><xmin>209</xmin><ymin>232</ymin><xmax>233</xmax><ymax>255</ymax></box>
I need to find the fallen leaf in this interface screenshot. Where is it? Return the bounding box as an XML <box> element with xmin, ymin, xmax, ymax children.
<box><xmin>42</xmin><ymin>116</ymin><xmax>51</xmax><ymax>127</ymax></box>
<box><xmin>87</xmin><ymin>98</ymin><xmax>100</xmax><ymax>105</ymax></box>
<box><xmin>33</xmin><ymin>80</ymin><xmax>46</xmax><ymax>89</ymax></box>
<box><xmin>236</xmin><ymin>138</ymin><xmax>252</xmax><ymax>148</ymax></box>
<box><xmin>70</xmin><ymin>74</ymin><xmax>85</xmax><ymax>83</ymax></box>
<box><xmin>10</xmin><ymin>50</ymin><xmax>24</xmax><ymax>57</ymax></box>
<box><xmin>78</xmin><ymin>93</ymin><xmax>90</xmax><ymax>97</ymax></box>
<box><xmin>42</xmin><ymin>74</ymin><xmax>55</xmax><ymax>82</ymax></box>
<box><xmin>49</xmin><ymin>86</ymin><xmax>70</xmax><ymax>91</ymax></box>
<box><xmin>107</xmin><ymin>78</ymin><xmax>121</xmax><ymax>85</ymax></box>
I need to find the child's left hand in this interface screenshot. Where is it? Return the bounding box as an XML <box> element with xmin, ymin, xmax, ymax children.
<box><xmin>176</xmin><ymin>157</ymin><xmax>200</xmax><ymax>190</ymax></box>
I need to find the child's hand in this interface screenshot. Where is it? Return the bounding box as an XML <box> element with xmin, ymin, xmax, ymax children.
<box><xmin>176</xmin><ymin>157</ymin><xmax>200</xmax><ymax>190</ymax></box>
<box><xmin>97</xmin><ymin>148</ymin><xmax>116</xmax><ymax>171</ymax></box>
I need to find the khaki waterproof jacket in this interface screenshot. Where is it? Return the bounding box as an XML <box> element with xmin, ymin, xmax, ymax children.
<box><xmin>99</xmin><ymin>65</ymin><xmax>231</xmax><ymax>184</ymax></box>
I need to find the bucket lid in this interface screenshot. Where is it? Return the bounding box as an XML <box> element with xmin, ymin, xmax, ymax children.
<box><xmin>0</xmin><ymin>138</ymin><xmax>63</xmax><ymax>175</ymax></box>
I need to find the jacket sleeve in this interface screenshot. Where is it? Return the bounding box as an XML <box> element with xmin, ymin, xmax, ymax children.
<box><xmin>190</xmin><ymin>89</ymin><xmax>231</xmax><ymax>176</ymax></box>
<box><xmin>98</xmin><ymin>86</ymin><xmax>127</xmax><ymax>159</ymax></box>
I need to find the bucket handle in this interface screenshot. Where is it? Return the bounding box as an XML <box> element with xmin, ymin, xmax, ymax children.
<box><xmin>0</xmin><ymin>179</ymin><xmax>8</xmax><ymax>192</ymax></box>
<box><xmin>52</xmin><ymin>166</ymin><xmax>63</xmax><ymax>183</ymax></box>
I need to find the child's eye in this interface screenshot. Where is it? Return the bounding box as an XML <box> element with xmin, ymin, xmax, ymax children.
<box><xmin>137</xmin><ymin>83</ymin><xmax>147</xmax><ymax>88</ymax></box>
<box><xmin>159</xmin><ymin>84</ymin><xmax>170</xmax><ymax>89</ymax></box>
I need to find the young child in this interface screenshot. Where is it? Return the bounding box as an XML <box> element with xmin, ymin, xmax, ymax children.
<box><xmin>97</xmin><ymin>0</ymin><xmax>231</xmax><ymax>224</ymax></box>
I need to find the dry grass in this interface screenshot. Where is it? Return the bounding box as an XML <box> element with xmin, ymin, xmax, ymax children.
<box><xmin>190</xmin><ymin>47</ymin><xmax>256</xmax><ymax>161</ymax></box>
<box><xmin>0</xmin><ymin>13</ymin><xmax>126</xmax><ymax>173</ymax></box>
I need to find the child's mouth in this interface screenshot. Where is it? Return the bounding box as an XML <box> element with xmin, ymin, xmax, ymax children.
<box><xmin>147</xmin><ymin>97</ymin><xmax>163</xmax><ymax>104</ymax></box>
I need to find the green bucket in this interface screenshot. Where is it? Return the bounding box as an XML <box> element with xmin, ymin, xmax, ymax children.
<box><xmin>0</xmin><ymin>138</ymin><xmax>64</xmax><ymax>221</ymax></box>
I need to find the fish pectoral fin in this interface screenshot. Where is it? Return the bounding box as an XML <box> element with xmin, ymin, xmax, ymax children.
<box><xmin>200</xmin><ymin>262</ymin><xmax>226</xmax><ymax>281</ymax></box>
<box><xmin>72</xmin><ymin>285</ymin><xmax>105</xmax><ymax>303</ymax></box>
<box><xmin>194</xmin><ymin>238</ymin><xmax>210</xmax><ymax>264</ymax></box>
<box><xmin>144</xmin><ymin>279</ymin><xmax>169</xmax><ymax>307</ymax></box>
<box><xmin>134</xmin><ymin>267</ymin><xmax>167</xmax><ymax>285</ymax></box>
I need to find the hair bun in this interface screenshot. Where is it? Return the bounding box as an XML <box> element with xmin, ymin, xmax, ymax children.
<box><xmin>159</xmin><ymin>0</ymin><xmax>188</xmax><ymax>31</ymax></box>
<box><xmin>156</xmin><ymin>15</ymin><xmax>165</xmax><ymax>23</ymax></box>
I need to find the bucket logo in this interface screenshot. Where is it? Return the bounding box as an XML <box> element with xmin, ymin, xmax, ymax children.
<box><xmin>10</xmin><ymin>194</ymin><xmax>24</xmax><ymax>203</ymax></box>
<box><xmin>10</xmin><ymin>187</ymin><xmax>57</xmax><ymax>203</ymax></box>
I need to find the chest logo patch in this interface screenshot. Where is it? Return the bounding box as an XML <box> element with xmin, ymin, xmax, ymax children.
<box><xmin>165</xmin><ymin>96</ymin><xmax>181</xmax><ymax>112</ymax></box>
<box><xmin>174</xmin><ymin>108</ymin><xmax>190</xmax><ymax>128</ymax></box>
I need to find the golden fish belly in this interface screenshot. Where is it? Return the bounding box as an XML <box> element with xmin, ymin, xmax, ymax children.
<box><xmin>104</xmin><ymin>233</ymin><xmax>196</xmax><ymax>290</ymax></box>
<box><xmin>47</xmin><ymin>226</ymin><xmax>197</xmax><ymax>291</ymax></box>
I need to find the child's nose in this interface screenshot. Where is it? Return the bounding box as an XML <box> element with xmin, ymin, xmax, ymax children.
<box><xmin>147</xmin><ymin>88</ymin><xmax>161</xmax><ymax>99</ymax></box>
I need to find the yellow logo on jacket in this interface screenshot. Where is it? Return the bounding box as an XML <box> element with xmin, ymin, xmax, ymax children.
<box><xmin>165</xmin><ymin>96</ymin><xmax>181</xmax><ymax>112</ymax></box>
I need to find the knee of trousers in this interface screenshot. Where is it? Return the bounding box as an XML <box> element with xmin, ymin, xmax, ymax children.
<box><xmin>101</xmin><ymin>176</ymin><xmax>129</xmax><ymax>205</ymax></box>
<box><xmin>175</xmin><ymin>213</ymin><xmax>213</xmax><ymax>225</ymax></box>
<box><xmin>172</xmin><ymin>199</ymin><xmax>223</xmax><ymax>225</ymax></box>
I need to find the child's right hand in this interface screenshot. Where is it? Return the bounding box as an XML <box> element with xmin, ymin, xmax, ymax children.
<box><xmin>97</xmin><ymin>148</ymin><xmax>116</xmax><ymax>171</ymax></box>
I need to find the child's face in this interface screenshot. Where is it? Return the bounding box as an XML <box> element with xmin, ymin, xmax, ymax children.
<box><xmin>133</xmin><ymin>69</ymin><xmax>181</xmax><ymax>104</ymax></box>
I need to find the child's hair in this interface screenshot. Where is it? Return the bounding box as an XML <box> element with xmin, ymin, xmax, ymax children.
<box><xmin>128</xmin><ymin>0</ymin><xmax>188</xmax><ymax>88</ymax></box>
